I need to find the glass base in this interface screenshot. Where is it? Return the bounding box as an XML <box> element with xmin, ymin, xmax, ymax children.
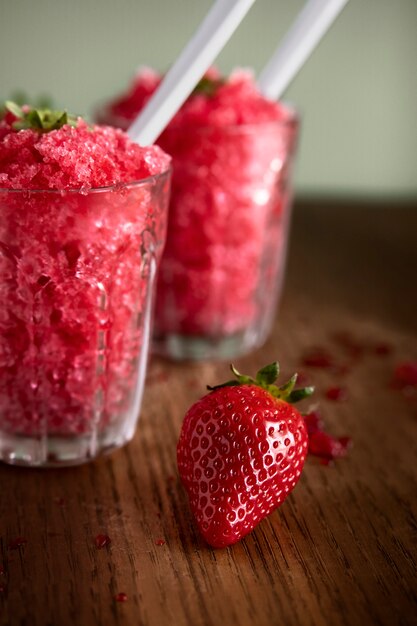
<box><xmin>153</xmin><ymin>328</ymin><xmax>265</xmax><ymax>361</ymax></box>
<box><xmin>0</xmin><ymin>425</ymin><xmax>134</xmax><ymax>467</ymax></box>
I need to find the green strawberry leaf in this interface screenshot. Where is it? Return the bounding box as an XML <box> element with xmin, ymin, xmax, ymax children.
<box><xmin>5</xmin><ymin>101</ymin><xmax>24</xmax><ymax>119</ymax></box>
<box><xmin>208</xmin><ymin>362</ymin><xmax>314</xmax><ymax>405</ymax></box>
<box><xmin>192</xmin><ymin>76</ymin><xmax>224</xmax><ymax>97</ymax></box>
<box><xmin>277</xmin><ymin>373</ymin><xmax>298</xmax><ymax>397</ymax></box>
<box><xmin>287</xmin><ymin>387</ymin><xmax>315</xmax><ymax>403</ymax></box>
<box><xmin>230</xmin><ymin>364</ymin><xmax>255</xmax><ymax>385</ymax></box>
<box><xmin>26</xmin><ymin>109</ymin><xmax>43</xmax><ymax>129</ymax></box>
<box><xmin>256</xmin><ymin>362</ymin><xmax>279</xmax><ymax>385</ymax></box>
<box><xmin>206</xmin><ymin>380</ymin><xmax>239</xmax><ymax>391</ymax></box>
<box><xmin>5</xmin><ymin>101</ymin><xmax>79</xmax><ymax>132</ymax></box>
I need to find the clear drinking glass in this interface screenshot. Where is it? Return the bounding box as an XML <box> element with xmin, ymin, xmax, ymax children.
<box><xmin>153</xmin><ymin>114</ymin><xmax>299</xmax><ymax>360</ymax></box>
<box><xmin>0</xmin><ymin>169</ymin><xmax>171</xmax><ymax>466</ymax></box>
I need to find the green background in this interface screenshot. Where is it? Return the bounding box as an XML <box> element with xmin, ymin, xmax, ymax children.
<box><xmin>1</xmin><ymin>0</ymin><xmax>416</xmax><ymax>198</ymax></box>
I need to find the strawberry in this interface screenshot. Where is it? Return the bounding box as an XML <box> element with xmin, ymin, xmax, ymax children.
<box><xmin>177</xmin><ymin>362</ymin><xmax>313</xmax><ymax>548</ymax></box>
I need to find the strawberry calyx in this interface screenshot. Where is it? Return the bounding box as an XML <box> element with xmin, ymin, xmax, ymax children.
<box><xmin>5</xmin><ymin>101</ymin><xmax>79</xmax><ymax>132</ymax></box>
<box><xmin>191</xmin><ymin>76</ymin><xmax>224</xmax><ymax>97</ymax></box>
<box><xmin>207</xmin><ymin>362</ymin><xmax>314</xmax><ymax>404</ymax></box>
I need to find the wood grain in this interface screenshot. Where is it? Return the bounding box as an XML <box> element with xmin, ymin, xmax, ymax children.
<box><xmin>1</xmin><ymin>200</ymin><xmax>417</xmax><ymax>626</ymax></box>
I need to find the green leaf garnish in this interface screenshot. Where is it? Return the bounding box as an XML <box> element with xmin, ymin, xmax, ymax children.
<box><xmin>5</xmin><ymin>101</ymin><xmax>24</xmax><ymax>119</ymax></box>
<box><xmin>4</xmin><ymin>101</ymin><xmax>78</xmax><ymax>132</ymax></box>
<box><xmin>192</xmin><ymin>76</ymin><xmax>224</xmax><ymax>97</ymax></box>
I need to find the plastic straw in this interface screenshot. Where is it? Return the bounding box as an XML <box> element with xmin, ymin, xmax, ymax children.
<box><xmin>257</xmin><ymin>0</ymin><xmax>349</xmax><ymax>101</ymax></box>
<box><xmin>128</xmin><ymin>0</ymin><xmax>256</xmax><ymax>146</ymax></box>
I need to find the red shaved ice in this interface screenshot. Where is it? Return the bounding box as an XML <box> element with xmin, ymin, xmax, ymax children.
<box><xmin>99</xmin><ymin>68</ymin><xmax>298</xmax><ymax>358</ymax></box>
<box><xmin>0</xmin><ymin>111</ymin><xmax>171</xmax><ymax>463</ymax></box>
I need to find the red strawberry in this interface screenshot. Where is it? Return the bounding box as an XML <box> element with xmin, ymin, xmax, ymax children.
<box><xmin>177</xmin><ymin>362</ymin><xmax>313</xmax><ymax>548</ymax></box>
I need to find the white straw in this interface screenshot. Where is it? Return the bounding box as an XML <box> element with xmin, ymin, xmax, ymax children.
<box><xmin>128</xmin><ymin>0</ymin><xmax>256</xmax><ymax>146</ymax></box>
<box><xmin>257</xmin><ymin>0</ymin><xmax>349</xmax><ymax>101</ymax></box>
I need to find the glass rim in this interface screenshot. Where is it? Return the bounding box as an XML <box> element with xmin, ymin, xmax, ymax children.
<box><xmin>0</xmin><ymin>164</ymin><xmax>172</xmax><ymax>195</ymax></box>
<box><xmin>96</xmin><ymin>102</ymin><xmax>299</xmax><ymax>135</ymax></box>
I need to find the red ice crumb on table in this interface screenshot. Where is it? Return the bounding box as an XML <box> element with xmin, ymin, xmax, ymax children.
<box><xmin>304</xmin><ymin>410</ymin><xmax>351</xmax><ymax>462</ymax></box>
<box><xmin>304</xmin><ymin>410</ymin><xmax>324</xmax><ymax>434</ymax></box>
<box><xmin>374</xmin><ymin>342</ymin><xmax>393</xmax><ymax>356</ymax></box>
<box><xmin>155</xmin><ymin>538</ymin><xmax>166</xmax><ymax>546</ymax></box>
<box><xmin>392</xmin><ymin>361</ymin><xmax>417</xmax><ymax>389</ymax></box>
<box><xmin>325</xmin><ymin>386</ymin><xmax>348</xmax><ymax>402</ymax></box>
<box><xmin>95</xmin><ymin>534</ymin><xmax>112</xmax><ymax>549</ymax></box>
<box><xmin>331</xmin><ymin>331</ymin><xmax>394</xmax><ymax>360</ymax></box>
<box><xmin>302</xmin><ymin>349</ymin><xmax>335</xmax><ymax>369</ymax></box>
<box><xmin>309</xmin><ymin>431</ymin><xmax>351</xmax><ymax>460</ymax></box>
<box><xmin>331</xmin><ymin>331</ymin><xmax>365</xmax><ymax>359</ymax></box>
<box><xmin>114</xmin><ymin>592</ymin><xmax>128</xmax><ymax>603</ymax></box>
<box><xmin>8</xmin><ymin>537</ymin><xmax>28</xmax><ymax>550</ymax></box>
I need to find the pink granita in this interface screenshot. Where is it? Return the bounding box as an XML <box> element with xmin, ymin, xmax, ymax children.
<box><xmin>98</xmin><ymin>66</ymin><xmax>162</xmax><ymax>126</ymax></box>
<box><xmin>100</xmin><ymin>69</ymin><xmax>298</xmax><ymax>359</ymax></box>
<box><xmin>0</xmin><ymin>105</ymin><xmax>171</xmax><ymax>465</ymax></box>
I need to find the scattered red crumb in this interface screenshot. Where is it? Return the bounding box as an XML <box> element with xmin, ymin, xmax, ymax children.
<box><xmin>325</xmin><ymin>386</ymin><xmax>348</xmax><ymax>402</ymax></box>
<box><xmin>94</xmin><ymin>534</ymin><xmax>112</xmax><ymax>549</ymax></box>
<box><xmin>309</xmin><ymin>431</ymin><xmax>351</xmax><ymax>460</ymax></box>
<box><xmin>304</xmin><ymin>410</ymin><xmax>351</xmax><ymax>461</ymax></box>
<box><xmin>332</xmin><ymin>331</ymin><xmax>397</xmax><ymax>361</ymax></box>
<box><xmin>0</xmin><ymin>565</ymin><xmax>4</xmax><ymax>575</ymax></box>
<box><xmin>332</xmin><ymin>364</ymin><xmax>351</xmax><ymax>377</ymax></box>
<box><xmin>8</xmin><ymin>537</ymin><xmax>27</xmax><ymax>550</ymax></box>
<box><xmin>331</xmin><ymin>331</ymin><xmax>364</xmax><ymax>359</ymax></box>
<box><xmin>155</xmin><ymin>538</ymin><xmax>166</xmax><ymax>546</ymax></box>
<box><xmin>374</xmin><ymin>343</ymin><xmax>392</xmax><ymax>356</ymax></box>
<box><xmin>0</xmin><ymin>584</ymin><xmax>6</xmax><ymax>593</ymax></box>
<box><xmin>114</xmin><ymin>592</ymin><xmax>128</xmax><ymax>603</ymax></box>
<box><xmin>302</xmin><ymin>349</ymin><xmax>335</xmax><ymax>369</ymax></box>
<box><xmin>320</xmin><ymin>458</ymin><xmax>333</xmax><ymax>467</ymax></box>
<box><xmin>338</xmin><ymin>436</ymin><xmax>352</xmax><ymax>448</ymax></box>
<box><xmin>303</xmin><ymin>410</ymin><xmax>324</xmax><ymax>435</ymax></box>
<box><xmin>392</xmin><ymin>362</ymin><xmax>417</xmax><ymax>389</ymax></box>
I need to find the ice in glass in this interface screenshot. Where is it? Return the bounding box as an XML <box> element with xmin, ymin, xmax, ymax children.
<box><xmin>0</xmin><ymin>105</ymin><xmax>171</xmax><ymax>465</ymax></box>
<box><xmin>98</xmin><ymin>68</ymin><xmax>299</xmax><ymax>360</ymax></box>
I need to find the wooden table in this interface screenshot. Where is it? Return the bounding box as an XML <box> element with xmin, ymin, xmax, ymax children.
<box><xmin>1</xmin><ymin>200</ymin><xmax>417</xmax><ymax>626</ymax></box>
